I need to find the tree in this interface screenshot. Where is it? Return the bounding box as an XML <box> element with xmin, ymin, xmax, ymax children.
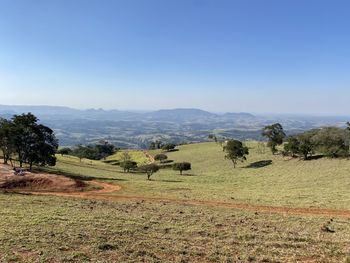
<box><xmin>118</xmin><ymin>151</ymin><xmax>135</xmax><ymax>172</ymax></box>
<box><xmin>223</xmin><ymin>139</ymin><xmax>249</xmax><ymax>168</ymax></box>
<box><xmin>208</xmin><ymin>134</ymin><xmax>217</xmax><ymax>142</ymax></box>
<box><xmin>162</xmin><ymin>143</ymin><xmax>176</xmax><ymax>152</ymax></box>
<box><xmin>95</xmin><ymin>140</ymin><xmax>115</xmax><ymax>160</ymax></box>
<box><xmin>138</xmin><ymin>163</ymin><xmax>159</xmax><ymax>180</ymax></box>
<box><xmin>0</xmin><ymin>118</ymin><xmax>15</xmax><ymax>165</ymax></box>
<box><xmin>312</xmin><ymin>127</ymin><xmax>347</xmax><ymax>158</ymax></box>
<box><xmin>57</xmin><ymin>147</ymin><xmax>72</xmax><ymax>156</ymax></box>
<box><xmin>120</xmin><ymin>160</ymin><xmax>137</xmax><ymax>173</ymax></box>
<box><xmin>154</xmin><ymin>153</ymin><xmax>168</xmax><ymax>163</ymax></box>
<box><xmin>262</xmin><ymin>123</ymin><xmax>286</xmax><ymax>154</ymax></box>
<box><xmin>149</xmin><ymin>140</ymin><xmax>163</xmax><ymax>150</ymax></box>
<box><xmin>346</xmin><ymin>122</ymin><xmax>350</xmax><ymax>156</ymax></box>
<box><xmin>173</xmin><ymin>162</ymin><xmax>191</xmax><ymax>175</ymax></box>
<box><xmin>298</xmin><ymin>132</ymin><xmax>315</xmax><ymax>160</ymax></box>
<box><xmin>11</xmin><ymin>113</ymin><xmax>58</xmax><ymax>170</ymax></box>
<box><xmin>283</xmin><ymin>136</ymin><xmax>300</xmax><ymax>157</ymax></box>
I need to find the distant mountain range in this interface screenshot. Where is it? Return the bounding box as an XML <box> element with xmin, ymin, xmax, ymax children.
<box><xmin>0</xmin><ymin>105</ymin><xmax>348</xmax><ymax>148</ymax></box>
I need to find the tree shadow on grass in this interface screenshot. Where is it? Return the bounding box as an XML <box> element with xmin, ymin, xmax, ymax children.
<box><xmin>245</xmin><ymin>160</ymin><xmax>272</xmax><ymax>169</ymax></box>
<box><xmin>180</xmin><ymin>173</ymin><xmax>196</xmax><ymax>176</ymax></box>
<box><xmin>305</xmin><ymin>155</ymin><xmax>324</xmax><ymax>161</ymax></box>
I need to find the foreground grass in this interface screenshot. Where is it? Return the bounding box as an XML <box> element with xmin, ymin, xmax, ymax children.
<box><xmin>50</xmin><ymin>142</ymin><xmax>350</xmax><ymax>209</ymax></box>
<box><xmin>0</xmin><ymin>193</ymin><xmax>349</xmax><ymax>262</ymax></box>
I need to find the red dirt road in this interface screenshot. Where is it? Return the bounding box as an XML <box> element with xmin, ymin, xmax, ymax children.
<box><xmin>24</xmin><ymin>181</ymin><xmax>350</xmax><ymax>219</ymax></box>
<box><xmin>1</xmin><ymin>164</ymin><xmax>350</xmax><ymax>219</ymax></box>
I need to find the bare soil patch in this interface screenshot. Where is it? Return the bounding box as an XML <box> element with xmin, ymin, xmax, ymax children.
<box><xmin>0</xmin><ymin>164</ymin><xmax>86</xmax><ymax>192</ymax></box>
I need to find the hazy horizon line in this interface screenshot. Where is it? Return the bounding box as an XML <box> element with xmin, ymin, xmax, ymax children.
<box><xmin>0</xmin><ymin>103</ymin><xmax>349</xmax><ymax>117</ymax></box>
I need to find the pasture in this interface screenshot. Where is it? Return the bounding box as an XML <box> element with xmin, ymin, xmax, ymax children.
<box><xmin>1</xmin><ymin>141</ymin><xmax>350</xmax><ymax>262</ymax></box>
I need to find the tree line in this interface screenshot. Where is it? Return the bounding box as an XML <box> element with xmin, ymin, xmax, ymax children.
<box><xmin>262</xmin><ymin>122</ymin><xmax>350</xmax><ymax>159</ymax></box>
<box><xmin>222</xmin><ymin>122</ymin><xmax>350</xmax><ymax>168</ymax></box>
<box><xmin>58</xmin><ymin>141</ymin><xmax>116</xmax><ymax>161</ymax></box>
<box><xmin>0</xmin><ymin>113</ymin><xmax>58</xmax><ymax>170</ymax></box>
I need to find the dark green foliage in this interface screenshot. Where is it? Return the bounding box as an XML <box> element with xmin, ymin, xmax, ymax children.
<box><xmin>154</xmin><ymin>153</ymin><xmax>168</xmax><ymax>163</ymax></box>
<box><xmin>57</xmin><ymin>147</ymin><xmax>72</xmax><ymax>156</ymax></box>
<box><xmin>1</xmin><ymin>113</ymin><xmax>59</xmax><ymax>170</ymax></box>
<box><xmin>162</xmin><ymin>143</ymin><xmax>176</xmax><ymax>152</ymax></box>
<box><xmin>120</xmin><ymin>160</ymin><xmax>137</xmax><ymax>173</ymax></box>
<box><xmin>0</xmin><ymin>118</ymin><xmax>15</xmax><ymax>165</ymax></box>
<box><xmin>208</xmin><ymin>134</ymin><xmax>217</xmax><ymax>142</ymax></box>
<box><xmin>71</xmin><ymin>141</ymin><xmax>115</xmax><ymax>161</ymax></box>
<box><xmin>223</xmin><ymin>139</ymin><xmax>249</xmax><ymax>168</ymax></box>
<box><xmin>173</xmin><ymin>162</ymin><xmax>191</xmax><ymax>175</ymax></box>
<box><xmin>284</xmin><ymin>127</ymin><xmax>349</xmax><ymax>159</ymax></box>
<box><xmin>284</xmin><ymin>136</ymin><xmax>300</xmax><ymax>157</ymax></box>
<box><xmin>297</xmin><ymin>132</ymin><xmax>315</xmax><ymax>159</ymax></box>
<box><xmin>138</xmin><ymin>163</ymin><xmax>160</xmax><ymax>180</ymax></box>
<box><xmin>284</xmin><ymin>131</ymin><xmax>316</xmax><ymax>160</ymax></box>
<box><xmin>95</xmin><ymin>141</ymin><xmax>115</xmax><ymax>160</ymax></box>
<box><xmin>262</xmin><ymin>123</ymin><xmax>286</xmax><ymax>154</ymax></box>
<box><xmin>149</xmin><ymin>140</ymin><xmax>163</xmax><ymax>150</ymax></box>
<box><xmin>312</xmin><ymin>127</ymin><xmax>347</xmax><ymax>157</ymax></box>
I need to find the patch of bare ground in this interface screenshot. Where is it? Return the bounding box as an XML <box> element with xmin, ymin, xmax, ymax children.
<box><xmin>0</xmin><ymin>164</ymin><xmax>86</xmax><ymax>192</ymax></box>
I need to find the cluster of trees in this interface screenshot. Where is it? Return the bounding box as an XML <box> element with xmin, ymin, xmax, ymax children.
<box><xmin>261</xmin><ymin>122</ymin><xmax>350</xmax><ymax>159</ymax></box>
<box><xmin>0</xmin><ymin>113</ymin><xmax>58</xmax><ymax>170</ymax></box>
<box><xmin>284</xmin><ymin>125</ymin><xmax>350</xmax><ymax>159</ymax></box>
<box><xmin>120</xmin><ymin>151</ymin><xmax>191</xmax><ymax>179</ymax></box>
<box><xmin>149</xmin><ymin>141</ymin><xmax>177</xmax><ymax>152</ymax></box>
<box><xmin>58</xmin><ymin>141</ymin><xmax>116</xmax><ymax>161</ymax></box>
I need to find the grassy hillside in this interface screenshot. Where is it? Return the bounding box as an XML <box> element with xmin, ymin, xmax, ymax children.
<box><xmin>49</xmin><ymin>142</ymin><xmax>350</xmax><ymax>209</ymax></box>
<box><xmin>106</xmin><ymin>150</ymin><xmax>150</xmax><ymax>165</ymax></box>
<box><xmin>1</xmin><ymin>141</ymin><xmax>350</xmax><ymax>262</ymax></box>
<box><xmin>1</xmin><ymin>194</ymin><xmax>348</xmax><ymax>262</ymax></box>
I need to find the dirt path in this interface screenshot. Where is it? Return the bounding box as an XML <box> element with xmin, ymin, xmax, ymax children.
<box><xmin>143</xmin><ymin>151</ymin><xmax>155</xmax><ymax>163</ymax></box>
<box><xmin>22</xmin><ymin>180</ymin><xmax>350</xmax><ymax>219</ymax></box>
<box><xmin>17</xmin><ymin>180</ymin><xmax>121</xmax><ymax>198</ymax></box>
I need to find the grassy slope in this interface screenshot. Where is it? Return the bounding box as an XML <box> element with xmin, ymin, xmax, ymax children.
<box><xmin>106</xmin><ymin>150</ymin><xmax>150</xmax><ymax>165</ymax></box>
<box><xmin>49</xmin><ymin>142</ymin><xmax>350</xmax><ymax>209</ymax></box>
<box><xmin>0</xmin><ymin>194</ymin><xmax>349</xmax><ymax>262</ymax></box>
<box><xmin>1</xmin><ymin>142</ymin><xmax>350</xmax><ymax>262</ymax></box>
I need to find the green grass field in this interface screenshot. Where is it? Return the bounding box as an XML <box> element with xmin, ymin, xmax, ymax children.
<box><xmin>51</xmin><ymin>142</ymin><xmax>350</xmax><ymax>209</ymax></box>
<box><xmin>1</xmin><ymin>194</ymin><xmax>349</xmax><ymax>262</ymax></box>
<box><xmin>1</xmin><ymin>141</ymin><xmax>350</xmax><ymax>262</ymax></box>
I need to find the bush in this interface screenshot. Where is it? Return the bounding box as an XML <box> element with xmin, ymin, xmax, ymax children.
<box><xmin>120</xmin><ymin>160</ymin><xmax>137</xmax><ymax>173</ymax></box>
<box><xmin>173</xmin><ymin>162</ymin><xmax>191</xmax><ymax>175</ymax></box>
<box><xmin>154</xmin><ymin>153</ymin><xmax>168</xmax><ymax>163</ymax></box>
<box><xmin>162</xmin><ymin>143</ymin><xmax>176</xmax><ymax>152</ymax></box>
<box><xmin>138</xmin><ymin>163</ymin><xmax>159</xmax><ymax>180</ymax></box>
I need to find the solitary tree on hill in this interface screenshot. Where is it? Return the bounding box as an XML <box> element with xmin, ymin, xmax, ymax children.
<box><xmin>223</xmin><ymin>139</ymin><xmax>249</xmax><ymax>168</ymax></box>
<box><xmin>57</xmin><ymin>147</ymin><xmax>72</xmax><ymax>156</ymax></box>
<box><xmin>154</xmin><ymin>153</ymin><xmax>168</xmax><ymax>163</ymax></box>
<box><xmin>120</xmin><ymin>160</ymin><xmax>137</xmax><ymax>173</ymax></box>
<box><xmin>173</xmin><ymin>162</ymin><xmax>191</xmax><ymax>175</ymax></box>
<box><xmin>138</xmin><ymin>163</ymin><xmax>159</xmax><ymax>180</ymax></box>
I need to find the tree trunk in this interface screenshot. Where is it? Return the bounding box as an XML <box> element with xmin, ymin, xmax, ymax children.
<box><xmin>29</xmin><ymin>162</ymin><xmax>33</xmax><ymax>171</ymax></box>
<box><xmin>180</xmin><ymin>170</ymin><xmax>182</xmax><ymax>175</ymax></box>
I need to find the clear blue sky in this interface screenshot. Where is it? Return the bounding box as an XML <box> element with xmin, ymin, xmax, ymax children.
<box><xmin>0</xmin><ymin>0</ymin><xmax>349</xmax><ymax>114</ymax></box>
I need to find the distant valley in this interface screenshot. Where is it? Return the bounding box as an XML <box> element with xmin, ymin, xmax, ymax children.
<box><xmin>0</xmin><ymin>105</ymin><xmax>348</xmax><ymax>148</ymax></box>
